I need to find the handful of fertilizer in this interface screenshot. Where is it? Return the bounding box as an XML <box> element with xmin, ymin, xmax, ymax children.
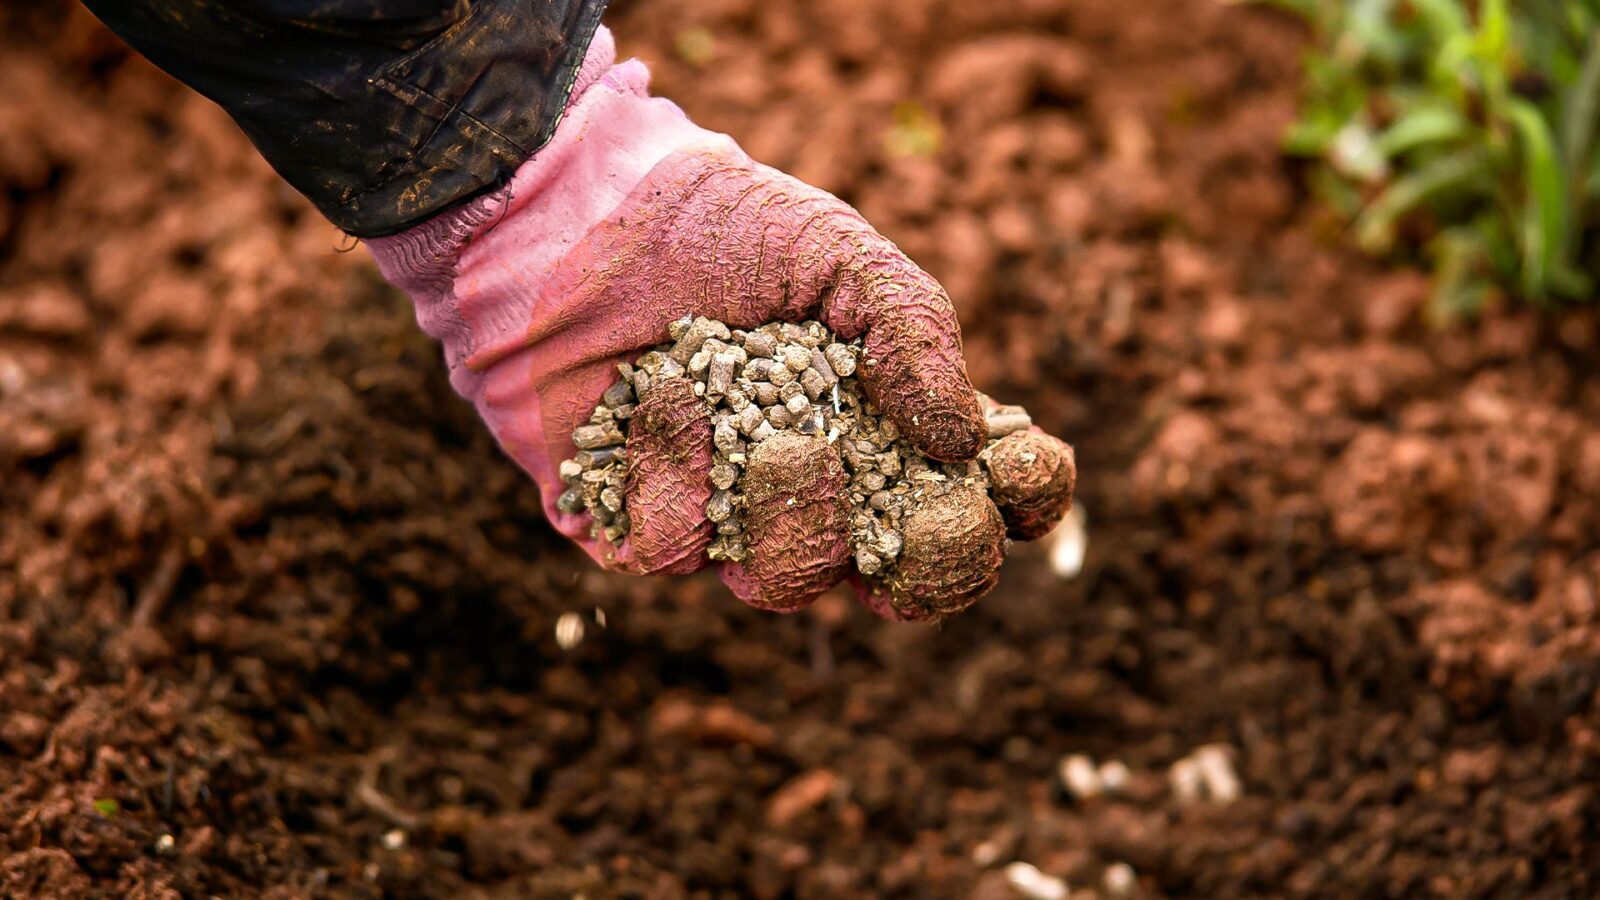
<box><xmin>558</xmin><ymin>317</ymin><xmax>1075</xmax><ymax>618</ymax></box>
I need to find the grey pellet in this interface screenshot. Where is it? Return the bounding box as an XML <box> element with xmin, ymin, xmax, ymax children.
<box><xmin>810</xmin><ymin>348</ymin><xmax>837</xmax><ymax>384</ymax></box>
<box><xmin>706</xmin><ymin>489</ymin><xmax>734</xmax><ymax>523</ymax></box>
<box><xmin>557</xmin><ymin>488</ymin><xmax>584</xmax><ymax>514</ymax></box>
<box><xmin>823</xmin><ymin>343</ymin><xmax>856</xmax><ymax>377</ymax></box>
<box><xmin>714</xmin><ymin>420</ymin><xmax>742</xmax><ymax>455</ymax></box>
<box><xmin>707</xmin><ymin>352</ymin><xmax>737</xmax><ymax>397</ymax></box>
<box><xmin>602</xmin><ymin>379</ymin><xmax>634</xmax><ymax>408</ymax></box>
<box><xmin>576</xmin><ymin>446</ymin><xmax>621</xmax><ymax>468</ymax></box>
<box><xmin>743</xmin><ymin>331</ymin><xmax>777</xmax><ymax>357</ymax></box>
<box><xmin>737</xmin><ymin>404</ymin><xmax>766</xmax><ymax>436</ymax></box>
<box><xmin>687</xmin><ymin>347</ymin><xmax>714</xmax><ymax>377</ymax></box>
<box><xmin>572</xmin><ymin>423</ymin><xmax>624</xmax><ymax>450</ymax></box>
<box><xmin>781</xmin><ymin>345</ymin><xmax>811</xmax><ymax>373</ymax></box>
<box><xmin>800</xmin><ymin>368</ymin><xmax>829</xmax><ymax>400</ymax></box>
<box><xmin>743</xmin><ymin>358</ymin><xmax>774</xmax><ymax>381</ymax></box>
<box><xmin>986</xmin><ymin>412</ymin><xmax>1033</xmax><ymax>438</ymax></box>
<box><xmin>877</xmin><ymin>451</ymin><xmax>902</xmax><ymax>476</ymax></box>
<box><xmin>669</xmin><ymin>317</ymin><xmax>730</xmax><ymax>365</ymax></box>
<box><xmin>876</xmin><ymin>530</ymin><xmax>903</xmax><ymax>558</ymax></box>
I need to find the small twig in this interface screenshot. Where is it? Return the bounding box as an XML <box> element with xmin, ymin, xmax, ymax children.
<box><xmin>131</xmin><ymin>543</ymin><xmax>183</xmax><ymax>629</ymax></box>
<box><xmin>355</xmin><ymin>747</ymin><xmax>426</xmax><ymax>831</ymax></box>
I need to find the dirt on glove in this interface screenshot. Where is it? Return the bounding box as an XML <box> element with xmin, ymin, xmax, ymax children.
<box><xmin>4</xmin><ymin>1</ymin><xmax>1600</xmax><ymax>898</ymax></box>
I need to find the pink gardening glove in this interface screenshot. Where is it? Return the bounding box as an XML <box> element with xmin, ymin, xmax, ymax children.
<box><xmin>367</xmin><ymin>28</ymin><xmax>1063</xmax><ymax>616</ymax></box>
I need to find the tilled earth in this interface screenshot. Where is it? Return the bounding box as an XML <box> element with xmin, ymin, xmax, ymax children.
<box><xmin>3</xmin><ymin>1</ymin><xmax>1599</xmax><ymax>897</ymax></box>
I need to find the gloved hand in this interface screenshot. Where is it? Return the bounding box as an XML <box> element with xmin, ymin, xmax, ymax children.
<box><xmin>367</xmin><ymin>27</ymin><xmax>1070</xmax><ymax>616</ymax></box>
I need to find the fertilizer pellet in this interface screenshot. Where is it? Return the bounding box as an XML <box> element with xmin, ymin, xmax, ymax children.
<box><xmin>1104</xmin><ymin>862</ymin><xmax>1137</xmax><ymax>898</ymax></box>
<box><xmin>1168</xmin><ymin>744</ymin><xmax>1241</xmax><ymax>805</ymax></box>
<box><xmin>1098</xmin><ymin>759</ymin><xmax>1131</xmax><ymax>795</ymax></box>
<box><xmin>1059</xmin><ymin>753</ymin><xmax>1102</xmax><ymax>800</ymax></box>
<box><xmin>1004</xmin><ymin>862</ymin><xmax>1069</xmax><ymax>900</ymax></box>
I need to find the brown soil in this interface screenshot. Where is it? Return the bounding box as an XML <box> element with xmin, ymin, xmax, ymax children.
<box><xmin>4</xmin><ymin>1</ymin><xmax>1599</xmax><ymax>897</ymax></box>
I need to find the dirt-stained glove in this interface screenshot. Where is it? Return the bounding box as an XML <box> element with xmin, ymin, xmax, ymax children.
<box><xmin>366</xmin><ymin>27</ymin><xmax>1066</xmax><ymax>615</ymax></box>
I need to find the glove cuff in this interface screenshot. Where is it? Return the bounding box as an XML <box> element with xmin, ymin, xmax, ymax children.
<box><xmin>363</xmin><ymin>24</ymin><xmax>616</xmax><ymax>312</ymax></box>
<box><xmin>366</xmin><ymin>26</ymin><xmax>726</xmax><ymax>395</ymax></box>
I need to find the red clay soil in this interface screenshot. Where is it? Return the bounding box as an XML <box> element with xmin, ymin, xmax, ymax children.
<box><xmin>3</xmin><ymin>1</ymin><xmax>1599</xmax><ymax>897</ymax></box>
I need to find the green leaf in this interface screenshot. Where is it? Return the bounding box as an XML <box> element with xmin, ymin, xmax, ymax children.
<box><xmin>1432</xmin><ymin>31</ymin><xmax>1477</xmax><ymax>92</ymax></box>
<box><xmin>1476</xmin><ymin>0</ymin><xmax>1511</xmax><ymax>64</ymax></box>
<box><xmin>93</xmin><ymin>798</ymin><xmax>120</xmax><ymax>817</ymax></box>
<box><xmin>1283</xmin><ymin>116</ymin><xmax>1341</xmax><ymax>156</ymax></box>
<box><xmin>1409</xmin><ymin>0</ymin><xmax>1471</xmax><ymax>39</ymax></box>
<box><xmin>1354</xmin><ymin>147</ymin><xmax>1491</xmax><ymax>253</ymax></box>
<box><xmin>1468</xmin><ymin>0</ymin><xmax>1513</xmax><ymax>126</ymax></box>
<box><xmin>1506</xmin><ymin>98</ymin><xmax>1570</xmax><ymax>298</ymax></box>
<box><xmin>1563</xmin><ymin>31</ymin><xmax>1600</xmax><ymax>194</ymax></box>
<box><xmin>1325</xmin><ymin>0</ymin><xmax>1394</xmax><ymax>68</ymax></box>
<box><xmin>1277</xmin><ymin>0</ymin><xmax>1598</xmax><ymax>309</ymax></box>
<box><xmin>1374</xmin><ymin>106</ymin><xmax>1469</xmax><ymax>157</ymax></box>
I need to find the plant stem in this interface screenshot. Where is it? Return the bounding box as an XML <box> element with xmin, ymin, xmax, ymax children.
<box><xmin>1562</xmin><ymin>29</ymin><xmax>1600</xmax><ymax>261</ymax></box>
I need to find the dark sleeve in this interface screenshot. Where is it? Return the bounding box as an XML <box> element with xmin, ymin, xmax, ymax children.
<box><xmin>80</xmin><ymin>0</ymin><xmax>608</xmax><ymax>237</ymax></box>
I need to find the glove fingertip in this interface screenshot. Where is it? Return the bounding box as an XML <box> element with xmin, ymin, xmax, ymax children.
<box><xmin>623</xmin><ymin>377</ymin><xmax>717</xmax><ymax>574</ymax></box>
<box><xmin>846</xmin><ymin>572</ymin><xmax>932</xmax><ymax>622</ymax></box>
<box><xmin>986</xmin><ymin>430</ymin><xmax>1077</xmax><ymax>540</ymax></box>
<box><xmin>725</xmin><ymin>432</ymin><xmax>852</xmax><ymax>611</ymax></box>
<box><xmin>719</xmin><ymin>563</ymin><xmax>824</xmax><ymax>613</ymax></box>
<box><xmin>902</xmin><ymin>395</ymin><xmax>987</xmax><ymax>463</ymax></box>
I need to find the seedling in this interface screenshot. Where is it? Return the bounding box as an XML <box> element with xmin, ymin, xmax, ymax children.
<box><xmin>1267</xmin><ymin>0</ymin><xmax>1600</xmax><ymax>316</ymax></box>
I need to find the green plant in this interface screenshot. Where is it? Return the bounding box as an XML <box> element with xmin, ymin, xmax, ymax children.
<box><xmin>1267</xmin><ymin>0</ymin><xmax>1600</xmax><ymax>316</ymax></box>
